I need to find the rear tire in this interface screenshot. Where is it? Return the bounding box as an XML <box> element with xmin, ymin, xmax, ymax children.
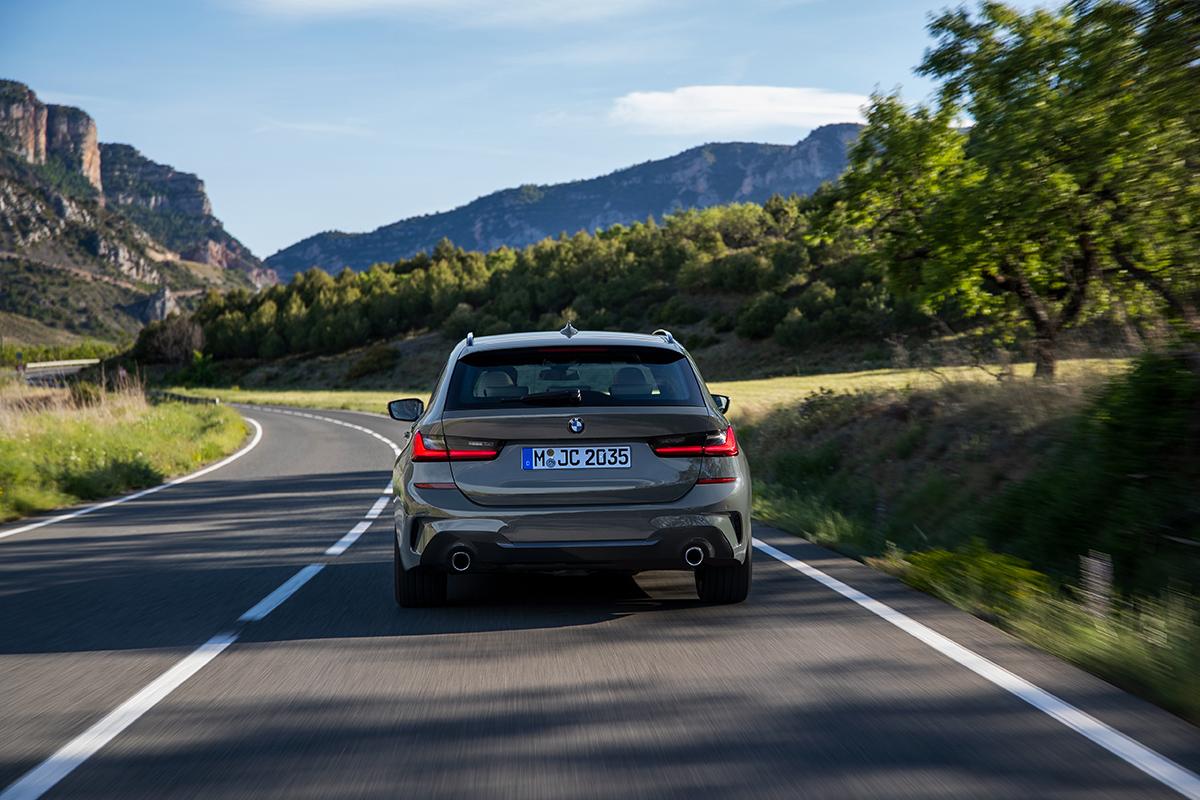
<box><xmin>695</xmin><ymin>546</ymin><xmax>752</xmax><ymax>604</ymax></box>
<box><xmin>395</xmin><ymin>538</ymin><xmax>447</xmax><ymax>607</ymax></box>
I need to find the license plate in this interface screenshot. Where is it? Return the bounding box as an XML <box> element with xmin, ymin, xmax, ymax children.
<box><xmin>522</xmin><ymin>446</ymin><xmax>631</xmax><ymax>470</ymax></box>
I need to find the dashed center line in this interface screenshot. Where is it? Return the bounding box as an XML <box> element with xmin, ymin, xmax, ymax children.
<box><xmin>238</xmin><ymin>564</ymin><xmax>327</xmax><ymax>622</ymax></box>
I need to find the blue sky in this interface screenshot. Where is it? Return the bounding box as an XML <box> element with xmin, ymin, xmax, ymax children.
<box><xmin>2</xmin><ymin>0</ymin><xmax>1041</xmax><ymax>257</ymax></box>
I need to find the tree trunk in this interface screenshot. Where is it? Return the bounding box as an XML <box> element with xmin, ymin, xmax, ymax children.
<box><xmin>1032</xmin><ymin>334</ymin><xmax>1057</xmax><ymax>379</ymax></box>
<box><xmin>999</xmin><ymin>259</ymin><xmax>1061</xmax><ymax>380</ymax></box>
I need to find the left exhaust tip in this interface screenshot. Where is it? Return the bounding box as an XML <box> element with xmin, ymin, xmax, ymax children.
<box><xmin>684</xmin><ymin>545</ymin><xmax>705</xmax><ymax>568</ymax></box>
<box><xmin>449</xmin><ymin>549</ymin><xmax>472</xmax><ymax>573</ymax></box>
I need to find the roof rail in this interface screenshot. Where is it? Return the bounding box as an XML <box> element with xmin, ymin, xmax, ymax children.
<box><xmin>465</xmin><ymin>331</ymin><xmax>474</xmax><ymax>346</ymax></box>
<box><xmin>651</xmin><ymin>328</ymin><xmax>675</xmax><ymax>344</ymax></box>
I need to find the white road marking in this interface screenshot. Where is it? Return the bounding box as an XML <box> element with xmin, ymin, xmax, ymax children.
<box><xmin>238</xmin><ymin>564</ymin><xmax>325</xmax><ymax>622</ymax></box>
<box><xmin>0</xmin><ymin>631</ymin><xmax>238</xmax><ymax>800</ymax></box>
<box><xmin>753</xmin><ymin>538</ymin><xmax>1200</xmax><ymax>800</ymax></box>
<box><xmin>0</xmin><ymin>418</ymin><xmax>265</xmax><ymax>542</ymax></box>
<box><xmin>326</xmin><ymin>521</ymin><xmax>373</xmax><ymax>556</ymax></box>
<box><xmin>365</xmin><ymin>496</ymin><xmax>389</xmax><ymax>519</ymax></box>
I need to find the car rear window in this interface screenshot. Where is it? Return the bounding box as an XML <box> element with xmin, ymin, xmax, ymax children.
<box><xmin>445</xmin><ymin>346</ymin><xmax>704</xmax><ymax>410</ymax></box>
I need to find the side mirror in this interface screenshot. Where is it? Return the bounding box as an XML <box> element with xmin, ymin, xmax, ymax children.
<box><xmin>387</xmin><ymin>398</ymin><xmax>424</xmax><ymax>421</ymax></box>
<box><xmin>712</xmin><ymin>394</ymin><xmax>731</xmax><ymax>414</ymax></box>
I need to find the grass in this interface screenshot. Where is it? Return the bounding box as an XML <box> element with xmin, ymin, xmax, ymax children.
<box><xmin>707</xmin><ymin>357</ymin><xmax>1128</xmax><ymax>418</ymax></box>
<box><xmin>0</xmin><ymin>379</ymin><xmax>248</xmax><ymax>522</ymax></box>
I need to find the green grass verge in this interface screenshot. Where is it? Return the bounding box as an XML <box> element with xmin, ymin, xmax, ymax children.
<box><xmin>0</xmin><ymin>388</ymin><xmax>247</xmax><ymax>522</ymax></box>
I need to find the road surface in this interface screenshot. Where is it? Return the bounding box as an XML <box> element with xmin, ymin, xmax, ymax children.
<box><xmin>2</xmin><ymin>405</ymin><xmax>1199</xmax><ymax>799</ymax></box>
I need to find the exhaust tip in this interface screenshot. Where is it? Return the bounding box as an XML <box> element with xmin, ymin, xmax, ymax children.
<box><xmin>449</xmin><ymin>549</ymin><xmax>472</xmax><ymax>573</ymax></box>
<box><xmin>684</xmin><ymin>545</ymin><xmax>705</xmax><ymax>568</ymax></box>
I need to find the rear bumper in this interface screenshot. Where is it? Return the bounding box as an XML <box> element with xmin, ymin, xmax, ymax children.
<box><xmin>395</xmin><ymin>482</ymin><xmax>750</xmax><ymax>573</ymax></box>
<box><xmin>409</xmin><ymin>517</ymin><xmax>741</xmax><ymax>572</ymax></box>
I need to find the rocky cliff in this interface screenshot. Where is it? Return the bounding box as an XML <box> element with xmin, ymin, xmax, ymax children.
<box><xmin>266</xmin><ymin>123</ymin><xmax>863</xmax><ymax>278</ymax></box>
<box><xmin>100</xmin><ymin>143</ymin><xmax>275</xmax><ymax>287</ymax></box>
<box><xmin>0</xmin><ymin>79</ymin><xmax>262</xmax><ymax>339</ymax></box>
<box><xmin>0</xmin><ymin>80</ymin><xmax>102</xmax><ymax>196</ymax></box>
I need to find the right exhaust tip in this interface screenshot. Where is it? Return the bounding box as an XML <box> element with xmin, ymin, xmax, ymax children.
<box><xmin>449</xmin><ymin>549</ymin><xmax>472</xmax><ymax>573</ymax></box>
<box><xmin>684</xmin><ymin>545</ymin><xmax>705</xmax><ymax>568</ymax></box>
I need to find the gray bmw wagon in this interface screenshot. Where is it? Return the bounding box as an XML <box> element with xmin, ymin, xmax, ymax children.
<box><xmin>386</xmin><ymin>327</ymin><xmax>752</xmax><ymax>607</ymax></box>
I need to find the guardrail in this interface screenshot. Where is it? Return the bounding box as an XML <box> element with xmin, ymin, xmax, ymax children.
<box><xmin>22</xmin><ymin>359</ymin><xmax>102</xmax><ymax>371</ymax></box>
<box><xmin>149</xmin><ymin>390</ymin><xmax>221</xmax><ymax>405</ymax></box>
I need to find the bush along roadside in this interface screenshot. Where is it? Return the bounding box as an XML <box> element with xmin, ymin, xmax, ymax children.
<box><xmin>0</xmin><ymin>379</ymin><xmax>247</xmax><ymax>522</ymax></box>
<box><xmin>742</xmin><ymin>352</ymin><xmax>1200</xmax><ymax>723</ymax></box>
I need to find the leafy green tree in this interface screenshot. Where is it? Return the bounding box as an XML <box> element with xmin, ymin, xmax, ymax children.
<box><xmin>845</xmin><ymin>1</ymin><xmax>1199</xmax><ymax>376</ymax></box>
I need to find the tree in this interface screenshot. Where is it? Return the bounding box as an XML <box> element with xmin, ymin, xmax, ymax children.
<box><xmin>846</xmin><ymin>1</ymin><xmax>1200</xmax><ymax>377</ymax></box>
<box><xmin>132</xmin><ymin>313</ymin><xmax>204</xmax><ymax>364</ymax></box>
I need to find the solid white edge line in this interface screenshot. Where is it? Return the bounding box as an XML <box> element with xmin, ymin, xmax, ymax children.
<box><xmin>0</xmin><ymin>418</ymin><xmax>265</xmax><ymax>542</ymax></box>
<box><xmin>752</xmin><ymin>538</ymin><xmax>1200</xmax><ymax>800</ymax></box>
<box><xmin>0</xmin><ymin>631</ymin><xmax>238</xmax><ymax>800</ymax></box>
<box><xmin>238</xmin><ymin>564</ymin><xmax>325</xmax><ymax>622</ymax></box>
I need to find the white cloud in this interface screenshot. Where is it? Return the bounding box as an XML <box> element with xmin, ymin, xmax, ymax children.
<box><xmin>609</xmin><ymin>85</ymin><xmax>867</xmax><ymax>136</ymax></box>
<box><xmin>237</xmin><ymin>0</ymin><xmax>658</xmax><ymax>25</ymax></box>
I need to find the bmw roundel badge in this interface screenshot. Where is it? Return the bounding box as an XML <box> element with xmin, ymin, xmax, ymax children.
<box><xmin>568</xmin><ymin>417</ymin><xmax>585</xmax><ymax>434</ymax></box>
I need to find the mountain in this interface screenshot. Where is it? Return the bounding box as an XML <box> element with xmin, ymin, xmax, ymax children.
<box><xmin>0</xmin><ymin>79</ymin><xmax>269</xmax><ymax>341</ymax></box>
<box><xmin>265</xmin><ymin>122</ymin><xmax>863</xmax><ymax>279</ymax></box>
<box><xmin>99</xmin><ymin>143</ymin><xmax>275</xmax><ymax>288</ymax></box>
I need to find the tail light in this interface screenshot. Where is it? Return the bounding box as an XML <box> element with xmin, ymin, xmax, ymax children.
<box><xmin>411</xmin><ymin>431</ymin><xmax>499</xmax><ymax>462</ymax></box>
<box><xmin>652</xmin><ymin>426</ymin><xmax>739</xmax><ymax>458</ymax></box>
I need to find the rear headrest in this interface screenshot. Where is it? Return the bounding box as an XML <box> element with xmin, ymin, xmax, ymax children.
<box><xmin>612</xmin><ymin>366</ymin><xmax>648</xmax><ymax>386</ymax></box>
<box><xmin>480</xmin><ymin>370</ymin><xmax>515</xmax><ymax>388</ymax></box>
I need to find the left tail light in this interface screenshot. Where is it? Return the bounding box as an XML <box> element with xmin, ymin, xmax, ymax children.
<box><xmin>411</xmin><ymin>431</ymin><xmax>499</xmax><ymax>462</ymax></box>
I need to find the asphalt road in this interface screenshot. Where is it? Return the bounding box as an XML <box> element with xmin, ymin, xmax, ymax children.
<box><xmin>2</xmin><ymin>405</ymin><xmax>1199</xmax><ymax>799</ymax></box>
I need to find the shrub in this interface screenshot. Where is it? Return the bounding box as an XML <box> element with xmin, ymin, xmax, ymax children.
<box><xmin>903</xmin><ymin>541</ymin><xmax>1050</xmax><ymax>621</ymax></box>
<box><xmin>735</xmin><ymin>293</ymin><xmax>789</xmax><ymax>339</ymax></box>
<box><xmin>68</xmin><ymin>380</ymin><xmax>103</xmax><ymax>408</ymax></box>
<box><xmin>708</xmin><ymin>311</ymin><xmax>735</xmax><ymax>333</ymax></box>
<box><xmin>344</xmin><ymin>343</ymin><xmax>398</xmax><ymax>382</ymax></box>
<box><xmin>774</xmin><ymin>308</ymin><xmax>813</xmax><ymax>350</ymax></box>
<box><xmin>657</xmin><ymin>296</ymin><xmax>706</xmax><ymax>325</ymax></box>
<box><xmin>132</xmin><ymin>314</ymin><xmax>204</xmax><ymax>364</ymax></box>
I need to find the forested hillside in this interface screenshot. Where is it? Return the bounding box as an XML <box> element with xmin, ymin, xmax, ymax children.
<box><xmin>182</xmin><ymin>196</ymin><xmax>931</xmax><ymax>377</ymax></box>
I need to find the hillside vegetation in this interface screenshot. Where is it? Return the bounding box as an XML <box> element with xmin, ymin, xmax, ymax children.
<box><xmin>184</xmin><ymin>197</ymin><xmax>932</xmax><ymax>377</ymax></box>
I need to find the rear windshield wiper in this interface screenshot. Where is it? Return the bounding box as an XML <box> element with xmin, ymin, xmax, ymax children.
<box><xmin>498</xmin><ymin>388</ymin><xmax>582</xmax><ymax>405</ymax></box>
